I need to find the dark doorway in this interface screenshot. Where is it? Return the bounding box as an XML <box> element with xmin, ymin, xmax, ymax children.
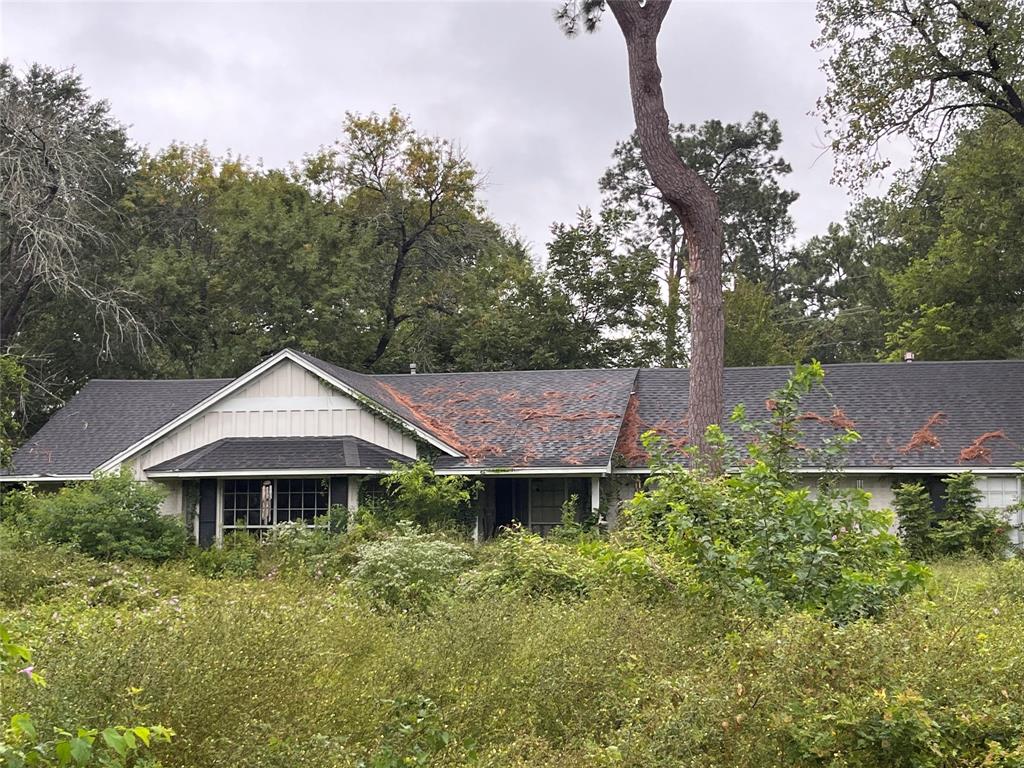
<box><xmin>198</xmin><ymin>479</ymin><xmax>217</xmax><ymax>548</ymax></box>
<box><xmin>494</xmin><ymin>478</ymin><xmax>528</xmax><ymax>532</ymax></box>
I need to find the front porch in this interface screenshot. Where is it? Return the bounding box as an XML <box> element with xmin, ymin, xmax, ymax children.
<box><xmin>158</xmin><ymin>471</ymin><xmax>609</xmax><ymax>546</ymax></box>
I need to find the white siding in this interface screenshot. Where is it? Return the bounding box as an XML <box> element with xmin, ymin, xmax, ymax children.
<box><xmin>805</xmin><ymin>475</ymin><xmax>896</xmax><ymax>511</ymax></box>
<box><xmin>978</xmin><ymin>475</ymin><xmax>1023</xmax><ymax>545</ymax></box>
<box><xmin>124</xmin><ymin>359</ymin><xmax>419</xmax><ymax>485</ymax></box>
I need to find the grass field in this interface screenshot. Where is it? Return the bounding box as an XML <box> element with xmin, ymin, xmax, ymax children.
<box><xmin>3</xmin><ymin>534</ymin><xmax>1024</xmax><ymax>768</ymax></box>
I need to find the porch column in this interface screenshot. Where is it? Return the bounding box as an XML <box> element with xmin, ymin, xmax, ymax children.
<box><xmin>346</xmin><ymin>476</ymin><xmax>361</xmax><ymax>526</ymax></box>
<box><xmin>590</xmin><ymin>476</ymin><xmax>601</xmax><ymax>521</ymax></box>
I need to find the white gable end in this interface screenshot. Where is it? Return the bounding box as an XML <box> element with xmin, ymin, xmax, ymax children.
<box><xmin>127</xmin><ymin>359</ymin><xmax>418</xmax><ymax>474</ymax></box>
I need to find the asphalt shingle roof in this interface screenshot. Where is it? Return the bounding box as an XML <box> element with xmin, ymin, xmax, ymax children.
<box><xmin>147</xmin><ymin>436</ymin><xmax>410</xmax><ymax>473</ymax></box>
<box><xmin>6</xmin><ymin>355</ymin><xmax>1023</xmax><ymax>478</ymax></box>
<box><xmin>619</xmin><ymin>360</ymin><xmax>1024</xmax><ymax>469</ymax></box>
<box><xmin>375</xmin><ymin>368</ymin><xmax>639</xmax><ymax>469</ymax></box>
<box><xmin>4</xmin><ymin>378</ymin><xmax>231</xmax><ymax>477</ymax></box>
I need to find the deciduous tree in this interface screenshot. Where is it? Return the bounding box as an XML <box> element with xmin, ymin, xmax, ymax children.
<box><xmin>816</xmin><ymin>0</ymin><xmax>1024</xmax><ymax>185</ymax></box>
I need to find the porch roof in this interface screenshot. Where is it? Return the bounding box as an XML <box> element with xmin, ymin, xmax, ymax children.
<box><xmin>145</xmin><ymin>436</ymin><xmax>411</xmax><ymax>475</ymax></box>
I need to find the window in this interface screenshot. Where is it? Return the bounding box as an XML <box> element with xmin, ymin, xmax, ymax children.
<box><xmin>276</xmin><ymin>478</ymin><xmax>328</xmax><ymax>523</ymax></box>
<box><xmin>222</xmin><ymin>477</ymin><xmax>330</xmax><ymax>533</ymax></box>
<box><xmin>528</xmin><ymin>477</ymin><xmax>589</xmax><ymax>536</ymax></box>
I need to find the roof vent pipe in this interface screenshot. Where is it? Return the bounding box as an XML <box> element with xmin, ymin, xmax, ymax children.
<box><xmin>409</xmin><ymin>363</ymin><xmax>417</xmax><ymax>375</ymax></box>
<box><xmin>903</xmin><ymin>351</ymin><xmax>916</xmax><ymax>363</ymax></box>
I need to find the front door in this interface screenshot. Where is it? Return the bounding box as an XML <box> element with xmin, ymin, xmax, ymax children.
<box><xmin>494</xmin><ymin>478</ymin><xmax>528</xmax><ymax>532</ymax></box>
<box><xmin>198</xmin><ymin>479</ymin><xmax>217</xmax><ymax>548</ymax></box>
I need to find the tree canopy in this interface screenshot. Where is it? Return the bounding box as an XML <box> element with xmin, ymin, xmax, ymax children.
<box><xmin>816</xmin><ymin>0</ymin><xmax>1024</xmax><ymax>185</ymax></box>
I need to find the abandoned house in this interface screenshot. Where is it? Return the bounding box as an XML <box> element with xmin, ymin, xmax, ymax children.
<box><xmin>2</xmin><ymin>348</ymin><xmax>1022</xmax><ymax>546</ymax></box>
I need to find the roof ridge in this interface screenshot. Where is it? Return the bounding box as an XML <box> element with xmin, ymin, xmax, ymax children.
<box><xmin>175</xmin><ymin>438</ymin><xmax>230</xmax><ymax>470</ymax></box>
<box><xmin>84</xmin><ymin>377</ymin><xmax>235</xmax><ymax>383</ymax></box>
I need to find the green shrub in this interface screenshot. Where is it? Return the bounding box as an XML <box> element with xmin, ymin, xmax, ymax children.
<box><xmin>627</xmin><ymin>362</ymin><xmax>926</xmax><ymax>621</ymax></box>
<box><xmin>378</xmin><ymin>460</ymin><xmax>480</xmax><ymax>529</ymax></box>
<box><xmin>189</xmin><ymin>532</ymin><xmax>260</xmax><ymax>578</ymax></box>
<box><xmin>894</xmin><ymin>481</ymin><xmax>934</xmax><ymax>559</ymax></box>
<box><xmin>259</xmin><ymin>522</ymin><xmax>357</xmax><ymax>580</ymax></box>
<box><xmin>462</xmin><ymin>527</ymin><xmax>593</xmax><ymax>599</ymax></box>
<box><xmin>347</xmin><ymin>523</ymin><xmax>475</xmax><ymax>611</ymax></box>
<box><xmin>462</xmin><ymin>526</ymin><xmax>691</xmax><ymax>602</ymax></box>
<box><xmin>896</xmin><ymin>473</ymin><xmax>1010</xmax><ymax>560</ymax></box>
<box><xmin>933</xmin><ymin>472</ymin><xmax>1010</xmax><ymax>558</ymax></box>
<box><xmin>16</xmin><ymin>470</ymin><xmax>187</xmax><ymax>562</ymax></box>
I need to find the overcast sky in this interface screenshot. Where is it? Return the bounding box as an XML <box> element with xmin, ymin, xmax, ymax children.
<box><xmin>3</xmin><ymin>0</ymin><xmax>861</xmax><ymax>259</ymax></box>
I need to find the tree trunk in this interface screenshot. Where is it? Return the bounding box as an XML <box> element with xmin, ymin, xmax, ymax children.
<box><xmin>608</xmin><ymin>0</ymin><xmax>725</xmax><ymax>465</ymax></box>
<box><xmin>364</xmin><ymin>243</ymin><xmax>410</xmax><ymax>369</ymax></box>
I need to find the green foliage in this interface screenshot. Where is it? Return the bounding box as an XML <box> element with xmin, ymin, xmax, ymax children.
<box><xmin>14</xmin><ymin>471</ymin><xmax>187</xmax><ymax>562</ymax></box>
<box><xmin>724</xmin><ymin>279</ymin><xmax>809</xmax><ymax>367</ymax></box>
<box><xmin>815</xmin><ymin>0</ymin><xmax>1024</xmax><ymax>186</ymax></box>
<box><xmin>346</xmin><ymin>523</ymin><xmax>475</xmax><ymax>611</ymax></box>
<box><xmin>542</xmin><ymin>209</ymin><xmax>663</xmax><ymax>367</ymax></box>
<box><xmin>0</xmin><ymin>623</ymin><xmax>172</xmax><ymax>767</ymax></box>
<box><xmin>628</xmin><ymin>362</ymin><xmax>924</xmax><ymax>621</ymax></box>
<box><xmin>462</xmin><ymin>525</ymin><xmax>691</xmax><ymax>602</ymax></box>
<box><xmin>597</xmin><ymin>112</ymin><xmax>799</xmax><ymax>366</ymax></box>
<box><xmin>359</xmin><ymin>696</ymin><xmax>456</xmax><ymax>768</ymax></box>
<box><xmin>378</xmin><ymin>460</ymin><xmax>479</xmax><ymax>529</ymax></box>
<box><xmin>934</xmin><ymin>473</ymin><xmax>1010</xmax><ymax>558</ymax></box>
<box><xmin>188</xmin><ymin>532</ymin><xmax>259</xmax><ymax>579</ymax></box>
<box><xmin>6</xmin><ymin>540</ymin><xmax>1024</xmax><ymax>767</ymax></box>
<box><xmin>894</xmin><ymin>482</ymin><xmax>934</xmax><ymax>560</ymax></box>
<box><xmin>0</xmin><ymin>357</ymin><xmax>27</xmax><ymax>467</ymax></box>
<box><xmin>895</xmin><ymin>474</ymin><xmax>1010</xmax><ymax>560</ymax></box>
<box><xmin>882</xmin><ymin>117</ymin><xmax>1024</xmax><ymax>361</ymax></box>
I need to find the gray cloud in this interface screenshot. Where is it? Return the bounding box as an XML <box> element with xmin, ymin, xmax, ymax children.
<box><xmin>3</xmin><ymin>0</ymin><xmax>856</xmax><ymax>258</ymax></box>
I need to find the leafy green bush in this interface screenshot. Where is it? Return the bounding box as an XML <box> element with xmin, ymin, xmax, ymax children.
<box><xmin>895</xmin><ymin>474</ymin><xmax>1010</xmax><ymax>560</ymax></box>
<box><xmin>462</xmin><ymin>527</ymin><xmax>592</xmax><ymax>598</ymax></box>
<box><xmin>347</xmin><ymin>522</ymin><xmax>475</xmax><ymax>611</ymax></box>
<box><xmin>378</xmin><ymin>460</ymin><xmax>480</xmax><ymax>529</ymax></box>
<box><xmin>14</xmin><ymin>470</ymin><xmax>187</xmax><ymax>562</ymax></box>
<box><xmin>933</xmin><ymin>472</ymin><xmax>1009</xmax><ymax>558</ymax></box>
<box><xmin>627</xmin><ymin>362</ymin><xmax>926</xmax><ymax>621</ymax></box>
<box><xmin>462</xmin><ymin>526</ymin><xmax>691</xmax><ymax>602</ymax></box>
<box><xmin>188</xmin><ymin>532</ymin><xmax>260</xmax><ymax>578</ymax></box>
<box><xmin>894</xmin><ymin>481</ymin><xmax>934</xmax><ymax>559</ymax></box>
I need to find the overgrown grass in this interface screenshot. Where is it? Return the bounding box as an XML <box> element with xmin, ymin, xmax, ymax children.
<box><xmin>3</xmin><ymin>529</ymin><xmax>1024</xmax><ymax>768</ymax></box>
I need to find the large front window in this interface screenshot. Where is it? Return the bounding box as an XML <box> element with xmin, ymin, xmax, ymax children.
<box><xmin>223</xmin><ymin>478</ymin><xmax>329</xmax><ymax>533</ymax></box>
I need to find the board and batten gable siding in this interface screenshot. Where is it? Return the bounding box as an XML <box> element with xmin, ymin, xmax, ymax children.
<box><xmin>124</xmin><ymin>359</ymin><xmax>419</xmax><ymax>480</ymax></box>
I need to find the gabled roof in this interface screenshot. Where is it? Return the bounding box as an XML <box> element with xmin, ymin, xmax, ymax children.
<box><xmin>146</xmin><ymin>436</ymin><xmax>410</xmax><ymax>475</ymax></box>
<box><xmin>5</xmin><ymin>353</ymin><xmax>1024</xmax><ymax>480</ymax></box>
<box><xmin>2</xmin><ymin>378</ymin><xmax>231</xmax><ymax>478</ymax></box>
<box><xmin>617</xmin><ymin>360</ymin><xmax>1024</xmax><ymax>470</ymax></box>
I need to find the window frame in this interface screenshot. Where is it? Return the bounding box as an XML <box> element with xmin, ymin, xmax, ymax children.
<box><xmin>222</xmin><ymin>477</ymin><xmax>330</xmax><ymax>534</ymax></box>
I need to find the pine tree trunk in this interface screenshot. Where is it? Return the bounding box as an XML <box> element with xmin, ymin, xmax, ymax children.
<box><xmin>608</xmin><ymin>0</ymin><xmax>725</xmax><ymax>465</ymax></box>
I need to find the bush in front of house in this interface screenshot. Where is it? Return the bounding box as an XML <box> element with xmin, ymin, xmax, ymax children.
<box><xmin>624</xmin><ymin>363</ymin><xmax>927</xmax><ymax>623</ymax></box>
<box><xmin>12</xmin><ymin>469</ymin><xmax>188</xmax><ymax>562</ymax></box>
<box><xmin>894</xmin><ymin>473</ymin><xmax>1010</xmax><ymax>560</ymax></box>
<box><xmin>894</xmin><ymin>481</ymin><xmax>934</xmax><ymax>559</ymax></box>
<box><xmin>378</xmin><ymin>459</ymin><xmax>481</xmax><ymax>530</ymax></box>
<box><xmin>346</xmin><ymin>521</ymin><xmax>475</xmax><ymax>611</ymax></box>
